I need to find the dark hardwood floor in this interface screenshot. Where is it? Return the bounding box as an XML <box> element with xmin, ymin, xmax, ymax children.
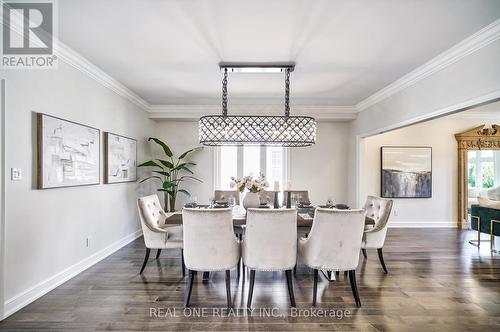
<box><xmin>1</xmin><ymin>229</ymin><xmax>499</xmax><ymax>331</ymax></box>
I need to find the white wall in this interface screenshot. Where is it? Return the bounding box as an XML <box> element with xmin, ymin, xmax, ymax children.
<box><xmin>154</xmin><ymin>120</ymin><xmax>350</xmax><ymax>208</ymax></box>
<box><xmin>360</xmin><ymin>110</ymin><xmax>499</xmax><ymax>227</ymax></box>
<box><xmin>349</xmin><ymin>38</ymin><xmax>500</xmax><ymax>206</ymax></box>
<box><xmin>153</xmin><ymin>120</ymin><xmax>214</xmax><ymax>208</ymax></box>
<box><xmin>1</xmin><ymin>62</ymin><xmax>154</xmax><ymax>317</ymax></box>
<box><xmin>289</xmin><ymin>122</ymin><xmax>349</xmax><ymax>205</ymax></box>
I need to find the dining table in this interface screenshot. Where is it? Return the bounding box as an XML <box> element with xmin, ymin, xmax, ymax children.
<box><xmin>164</xmin><ymin>205</ymin><xmax>375</xmax><ymax>282</ymax></box>
<box><xmin>164</xmin><ymin>205</ymin><xmax>376</xmax><ymax>227</ymax></box>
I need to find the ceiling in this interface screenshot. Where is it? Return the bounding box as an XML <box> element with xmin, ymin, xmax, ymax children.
<box><xmin>58</xmin><ymin>0</ymin><xmax>500</xmax><ymax>106</ymax></box>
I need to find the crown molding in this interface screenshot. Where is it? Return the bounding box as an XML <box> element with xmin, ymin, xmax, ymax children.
<box><xmin>7</xmin><ymin>8</ymin><xmax>500</xmax><ymax>118</ymax></box>
<box><xmin>450</xmin><ymin>110</ymin><xmax>500</xmax><ymax>119</ymax></box>
<box><xmin>149</xmin><ymin>104</ymin><xmax>357</xmax><ymax>121</ymax></box>
<box><xmin>356</xmin><ymin>18</ymin><xmax>500</xmax><ymax>112</ymax></box>
<box><xmin>4</xmin><ymin>5</ymin><xmax>151</xmax><ymax>111</ymax></box>
<box><xmin>55</xmin><ymin>42</ymin><xmax>151</xmax><ymax>110</ymax></box>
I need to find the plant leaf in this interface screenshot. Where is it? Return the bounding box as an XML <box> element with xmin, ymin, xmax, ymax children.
<box><xmin>157</xmin><ymin>159</ymin><xmax>174</xmax><ymax>169</ymax></box>
<box><xmin>179</xmin><ymin>166</ymin><xmax>194</xmax><ymax>174</ymax></box>
<box><xmin>171</xmin><ymin>163</ymin><xmax>196</xmax><ymax>173</ymax></box>
<box><xmin>138</xmin><ymin>160</ymin><xmax>161</xmax><ymax>168</ymax></box>
<box><xmin>178</xmin><ymin>189</ymin><xmax>191</xmax><ymax>197</ymax></box>
<box><xmin>139</xmin><ymin>175</ymin><xmax>162</xmax><ymax>183</ymax></box>
<box><xmin>179</xmin><ymin>175</ymin><xmax>203</xmax><ymax>183</ymax></box>
<box><xmin>179</xmin><ymin>147</ymin><xmax>203</xmax><ymax>160</ymax></box>
<box><xmin>157</xmin><ymin>189</ymin><xmax>175</xmax><ymax>197</ymax></box>
<box><xmin>148</xmin><ymin>137</ymin><xmax>173</xmax><ymax>157</ymax></box>
<box><xmin>170</xmin><ymin>162</ymin><xmax>195</xmax><ymax>171</ymax></box>
<box><xmin>162</xmin><ymin>181</ymin><xmax>175</xmax><ymax>189</ymax></box>
<box><xmin>153</xmin><ymin>170</ymin><xmax>170</xmax><ymax>177</ymax></box>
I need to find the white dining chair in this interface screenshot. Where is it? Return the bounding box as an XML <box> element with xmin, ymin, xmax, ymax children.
<box><xmin>283</xmin><ymin>190</ymin><xmax>310</xmax><ymax>207</ymax></box>
<box><xmin>137</xmin><ymin>194</ymin><xmax>184</xmax><ymax>276</ymax></box>
<box><xmin>215</xmin><ymin>189</ymin><xmax>244</xmax><ymax>278</ymax></box>
<box><xmin>258</xmin><ymin>191</ymin><xmax>276</xmax><ymax>206</ymax></box>
<box><xmin>214</xmin><ymin>190</ymin><xmax>240</xmax><ymax>205</ymax></box>
<box><xmin>361</xmin><ymin>196</ymin><xmax>393</xmax><ymax>273</ymax></box>
<box><xmin>299</xmin><ymin>208</ymin><xmax>365</xmax><ymax>306</ymax></box>
<box><xmin>242</xmin><ymin>208</ymin><xmax>297</xmax><ymax>308</ymax></box>
<box><xmin>182</xmin><ymin>208</ymin><xmax>240</xmax><ymax>308</ymax></box>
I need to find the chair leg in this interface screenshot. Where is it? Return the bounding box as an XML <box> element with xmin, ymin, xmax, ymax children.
<box><xmin>348</xmin><ymin>270</ymin><xmax>361</xmax><ymax>307</ymax></box>
<box><xmin>139</xmin><ymin>248</ymin><xmax>151</xmax><ymax>274</ymax></box>
<box><xmin>225</xmin><ymin>270</ymin><xmax>232</xmax><ymax>308</ymax></box>
<box><xmin>155</xmin><ymin>249</ymin><xmax>162</xmax><ymax>259</ymax></box>
<box><xmin>183</xmin><ymin>270</ymin><xmax>195</xmax><ymax>308</ymax></box>
<box><xmin>293</xmin><ymin>265</ymin><xmax>297</xmax><ymax>276</ymax></box>
<box><xmin>377</xmin><ymin>248</ymin><xmax>388</xmax><ymax>273</ymax></box>
<box><xmin>181</xmin><ymin>249</ymin><xmax>186</xmax><ymax>277</ymax></box>
<box><xmin>312</xmin><ymin>269</ymin><xmax>318</xmax><ymax>306</ymax></box>
<box><xmin>361</xmin><ymin>248</ymin><xmax>367</xmax><ymax>258</ymax></box>
<box><xmin>247</xmin><ymin>270</ymin><xmax>256</xmax><ymax>308</ymax></box>
<box><xmin>285</xmin><ymin>269</ymin><xmax>296</xmax><ymax>307</ymax></box>
<box><xmin>335</xmin><ymin>271</ymin><xmax>340</xmax><ymax>280</ymax></box>
<box><xmin>237</xmin><ymin>259</ymin><xmax>241</xmax><ymax>279</ymax></box>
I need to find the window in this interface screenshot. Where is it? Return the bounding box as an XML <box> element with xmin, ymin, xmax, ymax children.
<box><xmin>468</xmin><ymin>150</ymin><xmax>500</xmax><ymax>190</ymax></box>
<box><xmin>243</xmin><ymin>146</ymin><xmax>260</xmax><ymax>177</ymax></box>
<box><xmin>215</xmin><ymin>146</ymin><xmax>288</xmax><ymax>190</ymax></box>
<box><xmin>266</xmin><ymin>146</ymin><xmax>284</xmax><ymax>189</ymax></box>
<box><xmin>219</xmin><ymin>146</ymin><xmax>237</xmax><ymax>190</ymax></box>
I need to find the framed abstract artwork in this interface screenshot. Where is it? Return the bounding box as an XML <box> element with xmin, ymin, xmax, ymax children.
<box><xmin>37</xmin><ymin>113</ymin><xmax>100</xmax><ymax>189</ymax></box>
<box><xmin>381</xmin><ymin>146</ymin><xmax>432</xmax><ymax>198</ymax></box>
<box><xmin>104</xmin><ymin>132</ymin><xmax>137</xmax><ymax>184</ymax></box>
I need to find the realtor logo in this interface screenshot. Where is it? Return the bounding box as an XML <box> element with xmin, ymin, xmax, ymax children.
<box><xmin>1</xmin><ymin>0</ymin><xmax>58</xmax><ymax>69</ymax></box>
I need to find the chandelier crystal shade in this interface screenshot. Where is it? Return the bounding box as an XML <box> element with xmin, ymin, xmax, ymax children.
<box><xmin>198</xmin><ymin>63</ymin><xmax>316</xmax><ymax>147</ymax></box>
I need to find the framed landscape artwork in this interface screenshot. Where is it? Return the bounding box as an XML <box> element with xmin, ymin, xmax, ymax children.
<box><xmin>37</xmin><ymin>113</ymin><xmax>100</xmax><ymax>189</ymax></box>
<box><xmin>381</xmin><ymin>146</ymin><xmax>432</xmax><ymax>198</ymax></box>
<box><xmin>104</xmin><ymin>132</ymin><xmax>137</xmax><ymax>184</ymax></box>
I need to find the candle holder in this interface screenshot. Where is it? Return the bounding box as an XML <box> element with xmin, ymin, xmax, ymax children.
<box><xmin>286</xmin><ymin>191</ymin><xmax>292</xmax><ymax>208</ymax></box>
<box><xmin>274</xmin><ymin>191</ymin><xmax>280</xmax><ymax>209</ymax></box>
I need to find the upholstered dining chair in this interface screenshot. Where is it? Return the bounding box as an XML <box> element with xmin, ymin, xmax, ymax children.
<box><xmin>182</xmin><ymin>208</ymin><xmax>240</xmax><ymax>308</ymax></box>
<box><xmin>137</xmin><ymin>194</ymin><xmax>184</xmax><ymax>276</ymax></box>
<box><xmin>283</xmin><ymin>190</ymin><xmax>310</xmax><ymax>207</ymax></box>
<box><xmin>258</xmin><ymin>190</ymin><xmax>276</xmax><ymax>206</ymax></box>
<box><xmin>215</xmin><ymin>190</ymin><xmax>245</xmax><ymax>268</ymax></box>
<box><xmin>214</xmin><ymin>190</ymin><xmax>240</xmax><ymax>205</ymax></box>
<box><xmin>242</xmin><ymin>208</ymin><xmax>297</xmax><ymax>308</ymax></box>
<box><xmin>299</xmin><ymin>208</ymin><xmax>365</xmax><ymax>307</ymax></box>
<box><xmin>361</xmin><ymin>195</ymin><xmax>393</xmax><ymax>273</ymax></box>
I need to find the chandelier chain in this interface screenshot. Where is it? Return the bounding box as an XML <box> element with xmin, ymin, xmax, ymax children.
<box><xmin>285</xmin><ymin>68</ymin><xmax>290</xmax><ymax>117</ymax></box>
<box><xmin>222</xmin><ymin>68</ymin><xmax>228</xmax><ymax>117</ymax></box>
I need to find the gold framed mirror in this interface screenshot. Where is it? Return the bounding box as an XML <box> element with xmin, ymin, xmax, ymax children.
<box><xmin>455</xmin><ymin>125</ymin><xmax>500</xmax><ymax>228</ymax></box>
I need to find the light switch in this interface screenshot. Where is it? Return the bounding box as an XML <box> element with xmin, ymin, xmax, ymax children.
<box><xmin>11</xmin><ymin>168</ymin><xmax>22</xmax><ymax>181</ymax></box>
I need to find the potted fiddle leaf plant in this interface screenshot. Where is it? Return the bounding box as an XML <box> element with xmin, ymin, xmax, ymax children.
<box><xmin>139</xmin><ymin>137</ymin><xmax>203</xmax><ymax>212</ymax></box>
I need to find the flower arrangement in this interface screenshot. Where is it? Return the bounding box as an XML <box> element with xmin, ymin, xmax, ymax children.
<box><xmin>230</xmin><ymin>174</ymin><xmax>269</xmax><ymax>193</ymax></box>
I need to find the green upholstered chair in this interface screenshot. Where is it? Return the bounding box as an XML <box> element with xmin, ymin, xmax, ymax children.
<box><xmin>470</xmin><ymin>204</ymin><xmax>500</xmax><ymax>252</ymax></box>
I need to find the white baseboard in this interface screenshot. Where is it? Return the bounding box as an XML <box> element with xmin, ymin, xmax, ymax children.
<box><xmin>389</xmin><ymin>221</ymin><xmax>457</xmax><ymax>228</ymax></box>
<box><xmin>2</xmin><ymin>229</ymin><xmax>142</xmax><ymax>320</ymax></box>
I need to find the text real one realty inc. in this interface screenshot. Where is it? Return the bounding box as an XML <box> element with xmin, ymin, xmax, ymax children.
<box><xmin>150</xmin><ymin>307</ymin><xmax>351</xmax><ymax>319</ymax></box>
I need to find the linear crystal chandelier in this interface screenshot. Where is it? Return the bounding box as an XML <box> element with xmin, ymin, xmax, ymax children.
<box><xmin>198</xmin><ymin>63</ymin><xmax>316</xmax><ymax>147</ymax></box>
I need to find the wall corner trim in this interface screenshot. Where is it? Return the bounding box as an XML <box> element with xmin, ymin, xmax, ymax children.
<box><xmin>356</xmin><ymin>19</ymin><xmax>500</xmax><ymax>112</ymax></box>
<box><xmin>2</xmin><ymin>229</ymin><xmax>142</xmax><ymax>320</ymax></box>
<box><xmin>5</xmin><ymin>9</ymin><xmax>150</xmax><ymax>111</ymax></box>
<box><xmin>55</xmin><ymin>42</ymin><xmax>151</xmax><ymax>111</ymax></box>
